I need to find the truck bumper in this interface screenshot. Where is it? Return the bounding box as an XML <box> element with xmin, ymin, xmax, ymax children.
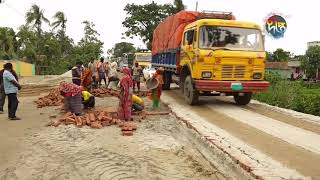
<box><xmin>194</xmin><ymin>80</ymin><xmax>270</xmax><ymax>92</ymax></box>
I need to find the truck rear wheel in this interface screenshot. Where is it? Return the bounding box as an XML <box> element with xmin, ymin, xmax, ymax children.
<box><xmin>162</xmin><ymin>71</ymin><xmax>172</xmax><ymax>90</ymax></box>
<box><xmin>233</xmin><ymin>93</ymin><xmax>252</xmax><ymax>105</ymax></box>
<box><xmin>183</xmin><ymin>76</ymin><xmax>199</xmax><ymax>105</ymax></box>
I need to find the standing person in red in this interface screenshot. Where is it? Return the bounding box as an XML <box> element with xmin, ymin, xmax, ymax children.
<box><xmin>117</xmin><ymin>67</ymin><xmax>133</xmax><ymax>121</ymax></box>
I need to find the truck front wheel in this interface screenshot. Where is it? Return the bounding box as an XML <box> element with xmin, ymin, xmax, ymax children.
<box><xmin>233</xmin><ymin>93</ymin><xmax>252</xmax><ymax>105</ymax></box>
<box><xmin>183</xmin><ymin>76</ymin><xmax>199</xmax><ymax>105</ymax></box>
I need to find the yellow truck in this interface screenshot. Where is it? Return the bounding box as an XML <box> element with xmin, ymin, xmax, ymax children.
<box><xmin>152</xmin><ymin>11</ymin><xmax>269</xmax><ymax>105</ymax></box>
<box><xmin>133</xmin><ymin>51</ymin><xmax>152</xmax><ymax>68</ymax></box>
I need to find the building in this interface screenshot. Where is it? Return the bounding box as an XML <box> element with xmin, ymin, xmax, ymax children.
<box><xmin>0</xmin><ymin>60</ymin><xmax>35</xmax><ymax>77</ymax></box>
<box><xmin>265</xmin><ymin>61</ymin><xmax>307</xmax><ymax>80</ymax></box>
<box><xmin>307</xmin><ymin>41</ymin><xmax>320</xmax><ymax>48</ymax></box>
<box><xmin>265</xmin><ymin>62</ymin><xmax>291</xmax><ymax>79</ymax></box>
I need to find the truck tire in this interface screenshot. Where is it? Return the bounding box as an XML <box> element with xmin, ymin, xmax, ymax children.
<box><xmin>183</xmin><ymin>76</ymin><xmax>199</xmax><ymax>105</ymax></box>
<box><xmin>233</xmin><ymin>93</ymin><xmax>252</xmax><ymax>105</ymax></box>
<box><xmin>162</xmin><ymin>71</ymin><xmax>172</xmax><ymax>90</ymax></box>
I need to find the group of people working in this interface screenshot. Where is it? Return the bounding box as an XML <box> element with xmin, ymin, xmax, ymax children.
<box><xmin>62</xmin><ymin>58</ymin><xmax>157</xmax><ymax>121</ymax></box>
<box><xmin>0</xmin><ymin>63</ymin><xmax>22</xmax><ymax>120</ymax></box>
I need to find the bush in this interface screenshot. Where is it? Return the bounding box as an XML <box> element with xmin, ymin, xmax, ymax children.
<box><xmin>253</xmin><ymin>80</ymin><xmax>320</xmax><ymax>116</ymax></box>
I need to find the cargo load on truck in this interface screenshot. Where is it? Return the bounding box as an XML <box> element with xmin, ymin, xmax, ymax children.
<box><xmin>152</xmin><ymin>11</ymin><xmax>235</xmax><ymax>56</ymax></box>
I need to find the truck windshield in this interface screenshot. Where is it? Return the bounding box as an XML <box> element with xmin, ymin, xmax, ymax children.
<box><xmin>199</xmin><ymin>26</ymin><xmax>264</xmax><ymax>51</ymax></box>
<box><xmin>135</xmin><ymin>54</ymin><xmax>152</xmax><ymax>61</ymax></box>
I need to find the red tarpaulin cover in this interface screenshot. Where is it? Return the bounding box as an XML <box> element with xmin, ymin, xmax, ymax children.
<box><xmin>152</xmin><ymin>11</ymin><xmax>200</xmax><ymax>55</ymax></box>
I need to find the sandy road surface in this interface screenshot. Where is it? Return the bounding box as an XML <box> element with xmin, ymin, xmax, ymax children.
<box><xmin>163</xmin><ymin>89</ymin><xmax>320</xmax><ymax>179</ymax></box>
<box><xmin>0</xmin><ymin>94</ymin><xmax>225</xmax><ymax>180</ymax></box>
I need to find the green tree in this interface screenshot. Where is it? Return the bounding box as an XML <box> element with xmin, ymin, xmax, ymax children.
<box><xmin>51</xmin><ymin>11</ymin><xmax>67</xmax><ymax>32</ymax></box>
<box><xmin>303</xmin><ymin>46</ymin><xmax>320</xmax><ymax>79</ymax></box>
<box><xmin>172</xmin><ymin>0</ymin><xmax>185</xmax><ymax>13</ymax></box>
<box><xmin>76</xmin><ymin>21</ymin><xmax>104</xmax><ymax>64</ymax></box>
<box><xmin>16</xmin><ymin>25</ymin><xmax>37</xmax><ymax>62</ymax></box>
<box><xmin>122</xmin><ymin>1</ymin><xmax>181</xmax><ymax>49</ymax></box>
<box><xmin>109</xmin><ymin>42</ymin><xmax>136</xmax><ymax>58</ymax></box>
<box><xmin>26</xmin><ymin>4</ymin><xmax>50</xmax><ymax>37</ymax></box>
<box><xmin>272</xmin><ymin>48</ymin><xmax>290</xmax><ymax>62</ymax></box>
<box><xmin>0</xmin><ymin>27</ymin><xmax>16</xmax><ymax>59</ymax></box>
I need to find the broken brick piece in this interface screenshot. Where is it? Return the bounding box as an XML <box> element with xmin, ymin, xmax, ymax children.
<box><xmin>122</xmin><ymin>130</ymin><xmax>133</xmax><ymax>136</ymax></box>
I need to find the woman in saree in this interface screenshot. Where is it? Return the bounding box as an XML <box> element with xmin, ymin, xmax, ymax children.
<box><xmin>150</xmin><ymin>67</ymin><xmax>164</xmax><ymax>109</ymax></box>
<box><xmin>59</xmin><ymin>82</ymin><xmax>83</xmax><ymax>116</ymax></box>
<box><xmin>117</xmin><ymin>67</ymin><xmax>133</xmax><ymax>121</ymax></box>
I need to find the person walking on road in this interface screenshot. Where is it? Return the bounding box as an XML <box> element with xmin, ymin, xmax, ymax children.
<box><xmin>72</xmin><ymin>61</ymin><xmax>83</xmax><ymax>86</ymax></box>
<box><xmin>132</xmin><ymin>62</ymin><xmax>142</xmax><ymax>92</ymax></box>
<box><xmin>117</xmin><ymin>67</ymin><xmax>133</xmax><ymax>121</ymax></box>
<box><xmin>2</xmin><ymin>63</ymin><xmax>21</xmax><ymax>120</ymax></box>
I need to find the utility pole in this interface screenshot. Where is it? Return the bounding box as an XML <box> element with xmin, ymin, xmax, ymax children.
<box><xmin>195</xmin><ymin>1</ymin><xmax>198</xmax><ymax>11</ymax></box>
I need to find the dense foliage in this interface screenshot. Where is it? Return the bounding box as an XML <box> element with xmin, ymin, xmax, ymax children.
<box><xmin>0</xmin><ymin>4</ymin><xmax>103</xmax><ymax>75</ymax></box>
<box><xmin>254</xmin><ymin>74</ymin><xmax>320</xmax><ymax>116</ymax></box>
<box><xmin>122</xmin><ymin>0</ymin><xmax>185</xmax><ymax>50</ymax></box>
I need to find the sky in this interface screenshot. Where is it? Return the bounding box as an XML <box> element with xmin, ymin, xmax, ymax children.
<box><xmin>0</xmin><ymin>0</ymin><xmax>319</xmax><ymax>56</ymax></box>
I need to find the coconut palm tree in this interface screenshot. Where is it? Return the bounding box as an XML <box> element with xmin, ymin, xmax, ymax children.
<box><xmin>0</xmin><ymin>27</ymin><xmax>16</xmax><ymax>59</ymax></box>
<box><xmin>52</xmin><ymin>11</ymin><xmax>67</xmax><ymax>32</ymax></box>
<box><xmin>25</xmin><ymin>4</ymin><xmax>50</xmax><ymax>37</ymax></box>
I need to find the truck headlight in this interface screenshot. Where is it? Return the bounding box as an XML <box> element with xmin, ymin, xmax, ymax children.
<box><xmin>202</xmin><ymin>72</ymin><xmax>212</xmax><ymax>78</ymax></box>
<box><xmin>253</xmin><ymin>73</ymin><xmax>262</xmax><ymax>79</ymax></box>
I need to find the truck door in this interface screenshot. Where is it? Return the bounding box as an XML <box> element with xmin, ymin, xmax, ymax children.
<box><xmin>182</xmin><ymin>28</ymin><xmax>196</xmax><ymax>76</ymax></box>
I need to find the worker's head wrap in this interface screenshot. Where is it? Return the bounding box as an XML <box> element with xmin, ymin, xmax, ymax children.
<box><xmin>156</xmin><ymin>67</ymin><xmax>164</xmax><ymax>74</ymax></box>
<box><xmin>59</xmin><ymin>81</ymin><xmax>83</xmax><ymax>96</ymax></box>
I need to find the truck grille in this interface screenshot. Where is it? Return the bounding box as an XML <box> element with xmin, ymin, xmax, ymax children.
<box><xmin>222</xmin><ymin>65</ymin><xmax>245</xmax><ymax>79</ymax></box>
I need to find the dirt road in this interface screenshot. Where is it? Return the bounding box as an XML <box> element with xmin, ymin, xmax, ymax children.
<box><xmin>162</xmin><ymin>89</ymin><xmax>320</xmax><ymax>179</ymax></box>
<box><xmin>0</xmin><ymin>95</ymin><xmax>226</xmax><ymax>180</ymax></box>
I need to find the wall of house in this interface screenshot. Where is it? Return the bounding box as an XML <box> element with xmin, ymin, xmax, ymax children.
<box><xmin>265</xmin><ymin>69</ymin><xmax>291</xmax><ymax>79</ymax></box>
<box><xmin>0</xmin><ymin>60</ymin><xmax>35</xmax><ymax>77</ymax></box>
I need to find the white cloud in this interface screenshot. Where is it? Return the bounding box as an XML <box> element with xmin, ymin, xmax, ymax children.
<box><xmin>0</xmin><ymin>0</ymin><xmax>318</xmax><ymax>55</ymax></box>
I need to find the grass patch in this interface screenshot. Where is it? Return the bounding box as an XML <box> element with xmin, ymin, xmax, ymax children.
<box><xmin>253</xmin><ymin>74</ymin><xmax>320</xmax><ymax>116</ymax></box>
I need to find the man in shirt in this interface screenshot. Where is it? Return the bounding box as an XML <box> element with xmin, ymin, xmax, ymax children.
<box><xmin>72</xmin><ymin>61</ymin><xmax>83</xmax><ymax>86</ymax></box>
<box><xmin>97</xmin><ymin>57</ymin><xmax>107</xmax><ymax>87</ymax></box>
<box><xmin>3</xmin><ymin>63</ymin><xmax>21</xmax><ymax>120</ymax></box>
<box><xmin>132</xmin><ymin>62</ymin><xmax>142</xmax><ymax>92</ymax></box>
<box><xmin>0</xmin><ymin>65</ymin><xmax>19</xmax><ymax>114</ymax></box>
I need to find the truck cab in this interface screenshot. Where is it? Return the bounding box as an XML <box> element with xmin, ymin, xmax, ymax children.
<box><xmin>133</xmin><ymin>51</ymin><xmax>152</xmax><ymax>69</ymax></box>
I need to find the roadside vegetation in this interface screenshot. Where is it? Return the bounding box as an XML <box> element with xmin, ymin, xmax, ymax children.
<box><xmin>254</xmin><ymin>74</ymin><xmax>320</xmax><ymax>116</ymax></box>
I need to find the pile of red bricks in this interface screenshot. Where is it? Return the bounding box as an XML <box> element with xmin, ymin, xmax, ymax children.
<box><xmin>35</xmin><ymin>88</ymin><xmax>64</xmax><ymax>108</ymax></box>
<box><xmin>48</xmin><ymin>108</ymin><xmax>139</xmax><ymax>136</ymax></box>
<box><xmin>91</xmin><ymin>88</ymin><xmax>120</xmax><ymax>97</ymax></box>
<box><xmin>92</xmin><ymin>87</ymin><xmax>151</xmax><ymax>98</ymax></box>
